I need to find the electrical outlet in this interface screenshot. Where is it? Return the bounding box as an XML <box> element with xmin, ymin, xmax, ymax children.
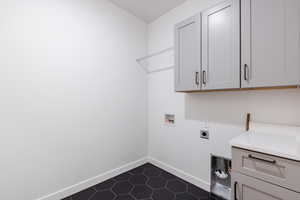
<box><xmin>200</xmin><ymin>130</ymin><xmax>209</xmax><ymax>140</ymax></box>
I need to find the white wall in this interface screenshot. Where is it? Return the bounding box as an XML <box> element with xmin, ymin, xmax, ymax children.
<box><xmin>0</xmin><ymin>0</ymin><xmax>147</xmax><ymax>199</ymax></box>
<box><xmin>147</xmin><ymin>0</ymin><xmax>300</xmax><ymax>190</ymax></box>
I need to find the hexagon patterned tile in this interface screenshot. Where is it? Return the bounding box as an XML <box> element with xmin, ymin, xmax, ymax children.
<box><xmin>62</xmin><ymin>163</ymin><xmax>224</xmax><ymax>200</ymax></box>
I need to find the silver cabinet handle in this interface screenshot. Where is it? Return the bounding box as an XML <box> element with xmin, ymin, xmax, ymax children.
<box><xmin>234</xmin><ymin>182</ymin><xmax>238</xmax><ymax>200</ymax></box>
<box><xmin>244</xmin><ymin>64</ymin><xmax>249</xmax><ymax>81</ymax></box>
<box><xmin>195</xmin><ymin>71</ymin><xmax>200</xmax><ymax>85</ymax></box>
<box><xmin>248</xmin><ymin>154</ymin><xmax>276</xmax><ymax>164</ymax></box>
<box><xmin>202</xmin><ymin>70</ymin><xmax>207</xmax><ymax>85</ymax></box>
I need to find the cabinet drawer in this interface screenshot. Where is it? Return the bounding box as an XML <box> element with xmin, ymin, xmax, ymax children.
<box><xmin>232</xmin><ymin>147</ymin><xmax>300</xmax><ymax>192</ymax></box>
<box><xmin>232</xmin><ymin>172</ymin><xmax>300</xmax><ymax>200</ymax></box>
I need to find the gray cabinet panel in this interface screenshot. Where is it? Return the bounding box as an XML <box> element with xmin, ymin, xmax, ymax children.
<box><xmin>202</xmin><ymin>0</ymin><xmax>240</xmax><ymax>90</ymax></box>
<box><xmin>232</xmin><ymin>173</ymin><xmax>300</xmax><ymax>200</ymax></box>
<box><xmin>241</xmin><ymin>0</ymin><xmax>300</xmax><ymax>88</ymax></box>
<box><xmin>232</xmin><ymin>147</ymin><xmax>300</xmax><ymax>192</ymax></box>
<box><xmin>174</xmin><ymin>14</ymin><xmax>201</xmax><ymax>92</ymax></box>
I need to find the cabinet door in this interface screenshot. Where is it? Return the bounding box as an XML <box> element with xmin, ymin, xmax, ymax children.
<box><xmin>175</xmin><ymin>14</ymin><xmax>201</xmax><ymax>92</ymax></box>
<box><xmin>232</xmin><ymin>173</ymin><xmax>300</xmax><ymax>200</ymax></box>
<box><xmin>241</xmin><ymin>0</ymin><xmax>300</xmax><ymax>88</ymax></box>
<box><xmin>202</xmin><ymin>0</ymin><xmax>240</xmax><ymax>90</ymax></box>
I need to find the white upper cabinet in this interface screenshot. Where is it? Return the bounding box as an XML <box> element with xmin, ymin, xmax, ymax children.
<box><xmin>241</xmin><ymin>0</ymin><xmax>300</xmax><ymax>88</ymax></box>
<box><xmin>174</xmin><ymin>14</ymin><xmax>201</xmax><ymax>92</ymax></box>
<box><xmin>201</xmin><ymin>0</ymin><xmax>240</xmax><ymax>90</ymax></box>
<box><xmin>174</xmin><ymin>0</ymin><xmax>300</xmax><ymax>92</ymax></box>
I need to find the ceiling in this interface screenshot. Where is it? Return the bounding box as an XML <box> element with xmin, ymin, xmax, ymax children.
<box><xmin>110</xmin><ymin>0</ymin><xmax>187</xmax><ymax>23</ymax></box>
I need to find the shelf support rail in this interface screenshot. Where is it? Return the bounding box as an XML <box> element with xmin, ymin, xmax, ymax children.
<box><xmin>136</xmin><ymin>46</ymin><xmax>174</xmax><ymax>74</ymax></box>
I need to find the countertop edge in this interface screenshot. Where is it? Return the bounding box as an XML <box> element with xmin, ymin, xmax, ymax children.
<box><xmin>230</xmin><ymin>143</ymin><xmax>300</xmax><ymax>162</ymax></box>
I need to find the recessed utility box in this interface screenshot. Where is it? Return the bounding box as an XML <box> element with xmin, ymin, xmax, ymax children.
<box><xmin>211</xmin><ymin>155</ymin><xmax>232</xmax><ymax>200</ymax></box>
<box><xmin>164</xmin><ymin>114</ymin><xmax>175</xmax><ymax>125</ymax></box>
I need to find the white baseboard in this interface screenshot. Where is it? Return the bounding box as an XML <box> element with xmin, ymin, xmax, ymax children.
<box><xmin>36</xmin><ymin>156</ymin><xmax>210</xmax><ymax>200</ymax></box>
<box><xmin>36</xmin><ymin>157</ymin><xmax>148</xmax><ymax>200</ymax></box>
<box><xmin>148</xmin><ymin>157</ymin><xmax>210</xmax><ymax>192</ymax></box>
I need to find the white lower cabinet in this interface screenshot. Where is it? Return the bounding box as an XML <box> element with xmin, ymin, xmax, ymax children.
<box><xmin>232</xmin><ymin>173</ymin><xmax>300</xmax><ymax>200</ymax></box>
<box><xmin>232</xmin><ymin>148</ymin><xmax>300</xmax><ymax>200</ymax></box>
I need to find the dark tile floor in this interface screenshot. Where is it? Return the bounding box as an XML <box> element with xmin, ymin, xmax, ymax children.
<box><xmin>62</xmin><ymin>163</ymin><xmax>223</xmax><ymax>200</ymax></box>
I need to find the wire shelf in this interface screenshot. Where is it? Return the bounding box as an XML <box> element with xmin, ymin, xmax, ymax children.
<box><xmin>136</xmin><ymin>46</ymin><xmax>174</xmax><ymax>74</ymax></box>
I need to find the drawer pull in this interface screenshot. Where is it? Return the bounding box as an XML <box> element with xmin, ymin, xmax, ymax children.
<box><xmin>248</xmin><ymin>154</ymin><xmax>276</xmax><ymax>164</ymax></box>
